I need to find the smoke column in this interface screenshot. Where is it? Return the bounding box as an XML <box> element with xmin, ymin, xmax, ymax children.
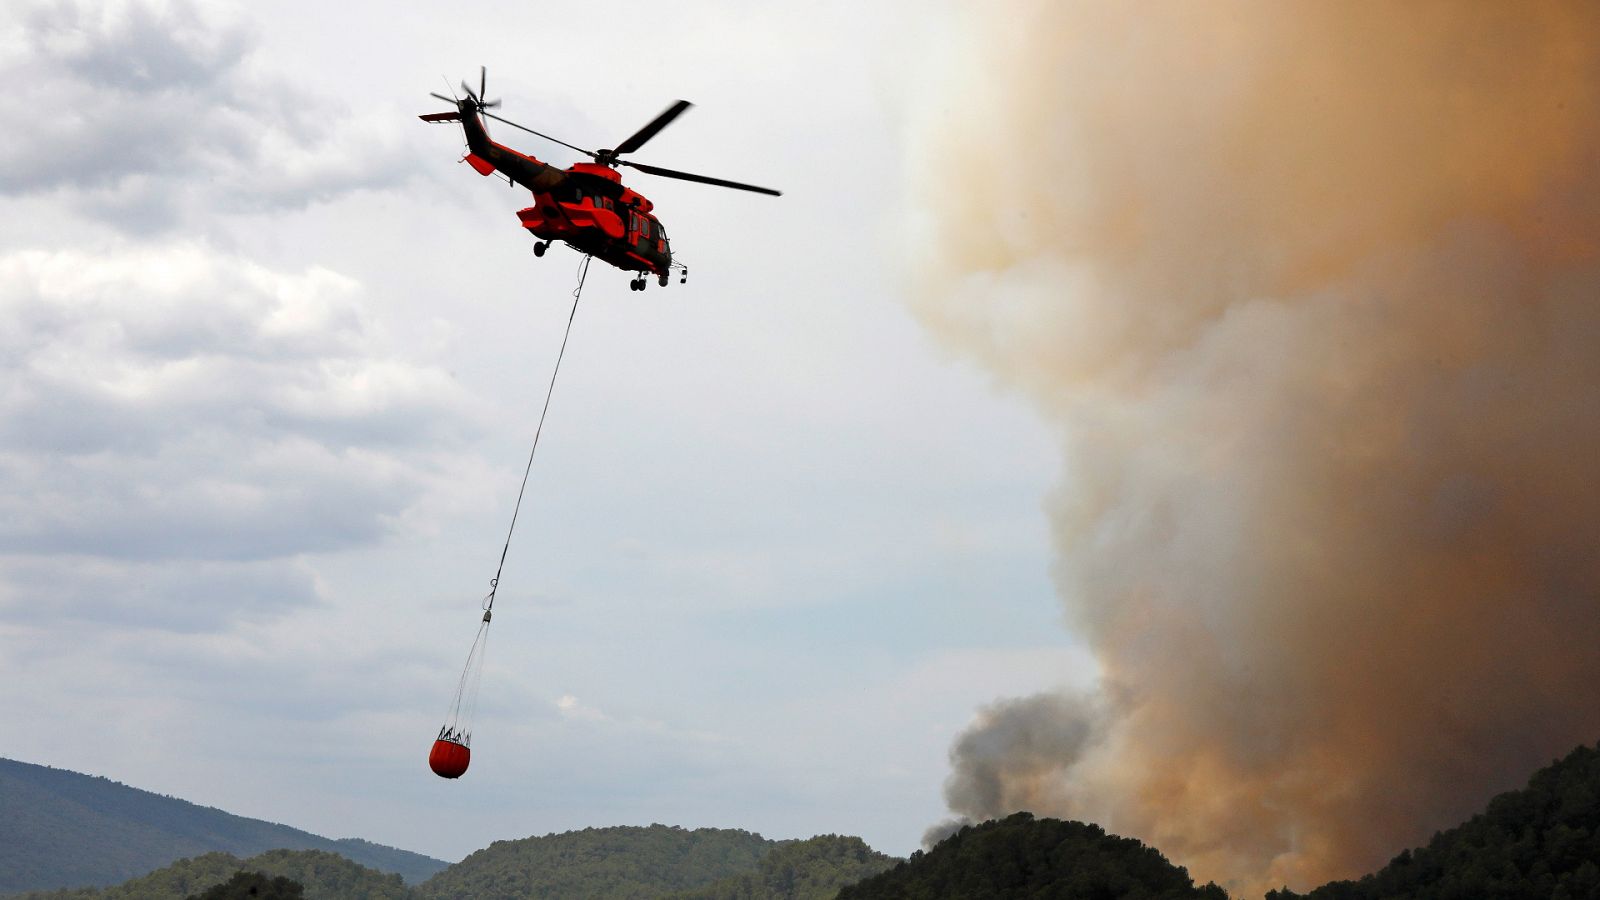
<box><xmin>907</xmin><ymin>2</ymin><xmax>1600</xmax><ymax>894</ymax></box>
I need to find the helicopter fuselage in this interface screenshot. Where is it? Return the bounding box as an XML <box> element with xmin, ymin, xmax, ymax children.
<box><xmin>514</xmin><ymin>164</ymin><xmax>672</xmax><ymax>276</ymax></box>
<box><xmin>443</xmin><ymin>100</ymin><xmax>674</xmax><ymax>279</ymax></box>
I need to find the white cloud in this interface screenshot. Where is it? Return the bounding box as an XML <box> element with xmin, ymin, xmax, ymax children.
<box><xmin>0</xmin><ymin>243</ymin><xmax>483</xmax><ymax>625</ymax></box>
<box><xmin>0</xmin><ymin>0</ymin><xmax>421</xmax><ymax>229</ymax></box>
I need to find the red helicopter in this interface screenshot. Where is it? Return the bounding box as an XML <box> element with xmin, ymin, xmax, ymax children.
<box><xmin>421</xmin><ymin>69</ymin><xmax>780</xmax><ymax>290</ymax></box>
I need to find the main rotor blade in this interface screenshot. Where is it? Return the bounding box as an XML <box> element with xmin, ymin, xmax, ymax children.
<box><xmin>430</xmin><ymin>92</ymin><xmax>457</xmax><ymax>104</ymax></box>
<box><xmin>479</xmin><ymin>66</ymin><xmax>487</xmax><ymax>103</ymax></box>
<box><xmin>620</xmin><ymin>159</ymin><xmax>781</xmax><ymax>196</ymax></box>
<box><xmin>613</xmin><ymin>100</ymin><xmax>692</xmax><ymax>156</ymax></box>
<box><xmin>480</xmin><ymin>110</ymin><xmax>596</xmax><ymax>158</ymax></box>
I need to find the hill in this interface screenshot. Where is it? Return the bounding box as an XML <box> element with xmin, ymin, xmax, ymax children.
<box><xmin>670</xmin><ymin>834</ymin><xmax>898</xmax><ymax>899</ymax></box>
<box><xmin>0</xmin><ymin>758</ymin><xmax>448</xmax><ymax>894</ymax></box>
<box><xmin>12</xmin><ymin>849</ymin><xmax>407</xmax><ymax>900</ymax></box>
<box><xmin>414</xmin><ymin>824</ymin><xmax>776</xmax><ymax>899</ymax></box>
<box><xmin>11</xmin><ymin>821</ymin><xmax>900</xmax><ymax>900</ymax></box>
<box><xmin>836</xmin><ymin>813</ymin><xmax>1228</xmax><ymax>900</ymax></box>
<box><xmin>1268</xmin><ymin>741</ymin><xmax>1600</xmax><ymax>900</ymax></box>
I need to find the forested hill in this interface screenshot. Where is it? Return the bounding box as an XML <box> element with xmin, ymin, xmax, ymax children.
<box><xmin>0</xmin><ymin>758</ymin><xmax>448</xmax><ymax>895</ymax></box>
<box><xmin>669</xmin><ymin>834</ymin><xmax>898</xmax><ymax>899</ymax></box>
<box><xmin>836</xmin><ymin>813</ymin><xmax>1228</xmax><ymax>900</ymax></box>
<box><xmin>415</xmin><ymin>824</ymin><xmax>779</xmax><ymax>899</ymax></box>
<box><xmin>12</xmin><ymin>849</ymin><xmax>408</xmax><ymax>900</ymax></box>
<box><xmin>1268</xmin><ymin>741</ymin><xmax>1600</xmax><ymax>900</ymax></box>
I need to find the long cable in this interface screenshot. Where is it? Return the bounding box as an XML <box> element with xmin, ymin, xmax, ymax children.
<box><xmin>484</xmin><ymin>253</ymin><xmax>592</xmax><ymax>613</ymax></box>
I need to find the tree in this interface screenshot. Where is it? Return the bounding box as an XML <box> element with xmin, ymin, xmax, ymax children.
<box><xmin>185</xmin><ymin>871</ymin><xmax>304</xmax><ymax>900</ymax></box>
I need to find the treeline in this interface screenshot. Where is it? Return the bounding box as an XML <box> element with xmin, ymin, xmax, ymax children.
<box><xmin>415</xmin><ymin>824</ymin><xmax>779</xmax><ymax>899</ymax></box>
<box><xmin>188</xmin><ymin>872</ymin><xmax>306</xmax><ymax>900</ymax></box>
<box><xmin>669</xmin><ymin>835</ymin><xmax>898</xmax><ymax>900</ymax></box>
<box><xmin>12</xmin><ymin>849</ymin><xmax>407</xmax><ymax>900</ymax></box>
<box><xmin>9</xmin><ymin>829</ymin><xmax>896</xmax><ymax>900</ymax></box>
<box><xmin>836</xmin><ymin>813</ymin><xmax>1228</xmax><ymax>900</ymax></box>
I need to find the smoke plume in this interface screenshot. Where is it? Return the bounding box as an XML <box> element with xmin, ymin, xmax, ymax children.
<box><xmin>908</xmin><ymin>3</ymin><xmax>1600</xmax><ymax>894</ymax></box>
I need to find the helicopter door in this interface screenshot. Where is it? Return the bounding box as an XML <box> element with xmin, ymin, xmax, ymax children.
<box><xmin>629</xmin><ymin>213</ymin><xmax>655</xmax><ymax>255</ymax></box>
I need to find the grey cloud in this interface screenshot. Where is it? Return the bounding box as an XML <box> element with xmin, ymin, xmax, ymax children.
<box><xmin>0</xmin><ymin>556</ymin><xmax>320</xmax><ymax>632</ymax></box>
<box><xmin>0</xmin><ymin>441</ymin><xmax>408</xmax><ymax>560</ymax></box>
<box><xmin>0</xmin><ymin>245</ymin><xmax>482</xmax><ymax>569</ymax></box>
<box><xmin>24</xmin><ymin>0</ymin><xmax>250</xmax><ymax>93</ymax></box>
<box><xmin>0</xmin><ymin>0</ymin><xmax>422</xmax><ymax>229</ymax></box>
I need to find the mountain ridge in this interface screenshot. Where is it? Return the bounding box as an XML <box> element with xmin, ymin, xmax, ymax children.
<box><xmin>0</xmin><ymin>757</ymin><xmax>447</xmax><ymax>894</ymax></box>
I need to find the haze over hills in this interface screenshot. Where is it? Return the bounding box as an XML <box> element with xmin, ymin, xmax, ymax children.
<box><xmin>0</xmin><ymin>758</ymin><xmax>447</xmax><ymax>894</ymax></box>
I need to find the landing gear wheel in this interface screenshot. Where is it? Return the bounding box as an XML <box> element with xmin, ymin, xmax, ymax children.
<box><xmin>533</xmin><ymin>242</ymin><xmax>547</xmax><ymax>257</ymax></box>
<box><xmin>657</xmin><ymin>273</ymin><xmax>669</xmax><ymax>287</ymax></box>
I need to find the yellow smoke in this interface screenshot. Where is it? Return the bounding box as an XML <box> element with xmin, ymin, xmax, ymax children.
<box><xmin>910</xmin><ymin>2</ymin><xmax>1600</xmax><ymax>894</ymax></box>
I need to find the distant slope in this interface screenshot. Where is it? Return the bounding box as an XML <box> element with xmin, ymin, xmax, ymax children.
<box><xmin>837</xmin><ymin>813</ymin><xmax>1228</xmax><ymax>900</ymax></box>
<box><xmin>670</xmin><ymin>834</ymin><xmax>899</xmax><ymax>899</ymax></box>
<box><xmin>416</xmin><ymin>824</ymin><xmax>775</xmax><ymax>900</ymax></box>
<box><xmin>14</xmin><ymin>849</ymin><xmax>407</xmax><ymax>900</ymax></box>
<box><xmin>0</xmin><ymin>758</ymin><xmax>447</xmax><ymax>894</ymax></box>
<box><xmin>1268</xmin><ymin>742</ymin><xmax>1600</xmax><ymax>900</ymax></box>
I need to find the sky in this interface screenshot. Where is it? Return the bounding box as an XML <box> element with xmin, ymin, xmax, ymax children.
<box><xmin>0</xmin><ymin>0</ymin><xmax>1091</xmax><ymax>862</ymax></box>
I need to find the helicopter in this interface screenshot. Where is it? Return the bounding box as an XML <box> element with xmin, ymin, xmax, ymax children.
<box><xmin>421</xmin><ymin>69</ymin><xmax>781</xmax><ymax>290</ymax></box>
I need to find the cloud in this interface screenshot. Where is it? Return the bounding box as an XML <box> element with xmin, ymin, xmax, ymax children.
<box><xmin>0</xmin><ymin>556</ymin><xmax>321</xmax><ymax>632</ymax></box>
<box><xmin>0</xmin><ymin>242</ymin><xmax>482</xmax><ymax>625</ymax></box>
<box><xmin>0</xmin><ymin>0</ymin><xmax>421</xmax><ymax>230</ymax></box>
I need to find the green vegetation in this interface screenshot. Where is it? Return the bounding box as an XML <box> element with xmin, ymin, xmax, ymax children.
<box><xmin>671</xmin><ymin>834</ymin><xmax>898</xmax><ymax>900</ymax></box>
<box><xmin>187</xmin><ymin>872</ymin><xmax>305</xmax><ymax>900</ymax></box>
<box><xmin>836</xmin><ymin>813</ymin><xmax>1228</xmax><ymax>900</ymax></box>
<box><xmin>0</xmin><ymin>758</ymin><xmax>446</xmax><ymax>894</ymax></box>
<box><xmin>415</xmin><ymin>824</ymin><xmax>775</xmax><ymax>900</ymax></box>
<box><xmin>1268</xmin><ymin>742</ymin><xmax>1600</xmax><ymax>900</ymax></box>
<box><xmin>13</xmin><ymin>850</ymin><xmax>409</xmax><ymax>900</ymax></box>
<box><xmin>11</xmin><ymin>826</ymin><xmax>896</xmax><ymax>900</ymax></box>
